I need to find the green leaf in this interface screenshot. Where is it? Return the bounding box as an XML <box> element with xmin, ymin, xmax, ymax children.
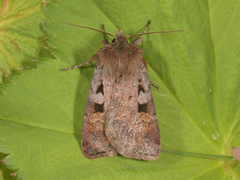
<box><xmin>1</xmin><ymin>0</ymin><xmax>240</xmax><ymax>179</ymax></box>
<box><xmin>0</xmin><ymin>153</ymin><xmax>16</xmax><ymax>180</ymax></box>
<box><xmin>0</xmin><ymin>0</ymin><xmax>46</xmax><ymax>84</ymax></box>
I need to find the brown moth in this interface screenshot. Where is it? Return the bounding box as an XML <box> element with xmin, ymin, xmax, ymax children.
<box><xmin>60</xmin><ymin>20</ymin><xmax>183</xmax><ymax>160</ymax></box>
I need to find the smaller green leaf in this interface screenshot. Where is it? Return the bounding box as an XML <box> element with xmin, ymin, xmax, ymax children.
<box><xmin>0</xmin><ymin>0</ymin><xmax>45</xmax><ymax>84</ymax></box>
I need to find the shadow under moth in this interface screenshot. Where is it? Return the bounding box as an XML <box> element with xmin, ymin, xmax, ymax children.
<box><xmin>60</xmin><ymin>20</ymin><xmax>183</xmax><ymax>160</ymax></box>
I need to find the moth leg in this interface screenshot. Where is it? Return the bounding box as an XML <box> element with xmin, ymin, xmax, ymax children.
<box><xmin>132</xmin><ymin>20</ymin><xmax>152</xmax><ymax>45</ymax></box>
<box><xmin>59</xmin><ymin>54</ymin><xmax>98</xmax><ymax>71</ymax></box>
<box><xmin>141</xmin><ymin>20</ymin><xmax>152</xmax><ymax>33</ymax></box>
<box><xmin>101</xmin><ymin>24</ymin><xmax>109</xmax><ymax>45</ymax></box>
<box><xmin>150</xmin><ymin>81</ymin><xmax>160</xmax><ymax>89</ymax></box>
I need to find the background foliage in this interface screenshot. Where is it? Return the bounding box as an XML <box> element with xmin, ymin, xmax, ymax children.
<box><xmin>0</xmin><ymin>0</ymin><xmax>240</xmax><ymax>179</ymax></box>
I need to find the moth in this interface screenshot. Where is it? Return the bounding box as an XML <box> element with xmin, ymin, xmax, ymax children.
<box><xmin>60</xmin><ymin>20</ymin><xmax>183</xmax><ymax>160</ymax></box>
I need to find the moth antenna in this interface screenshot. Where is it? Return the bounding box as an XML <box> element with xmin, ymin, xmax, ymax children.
<box><xmin>60</xmin><ymin>21</ymin><xmax>116</xmax><ymax>38</ymax></box>
<box><xmin>126</xmin><ymin>30</ymin><xmax>185</xmax><ymax>39</ymax></box>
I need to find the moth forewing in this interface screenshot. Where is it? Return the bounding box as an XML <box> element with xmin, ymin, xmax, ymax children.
<box><xmin>81</xmin><ymin>63</ymin><xmax>118</xmax><ymax>159</ymax></box>
<box><xmin>60</xmin><ymin>20</ymin><xmax>182</xmax><ymax>160</ymax></box>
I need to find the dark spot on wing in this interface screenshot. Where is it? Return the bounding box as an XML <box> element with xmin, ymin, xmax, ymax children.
<box><xmin>96</xmin><ymin>83</ymin><xmax>104</xmax><ymax>95</ymax></box>
<box><xmin>138</xmin><ymin>103</ymin><xmax>147</xmax><ymax>113</ymax></box>
<box><xmin>95</xmin><ymin>103</ymin><xmax>104</xmax><ymax>112</ymax></box>
<box><xmin>138</xmin><ymin>84</ymin><xmax>145</xmax><ymax>95</ymax></box>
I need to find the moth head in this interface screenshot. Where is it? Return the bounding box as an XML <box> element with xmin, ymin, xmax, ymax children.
<box><xmin>116</xmin><ymin>29</ymin><xmax>124</xmax><ymax>37</ymax></box>
<box><xmin>112</xmin><ymin>29</ymin><xmax>127</xmax><ymax>43</ymax></box>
